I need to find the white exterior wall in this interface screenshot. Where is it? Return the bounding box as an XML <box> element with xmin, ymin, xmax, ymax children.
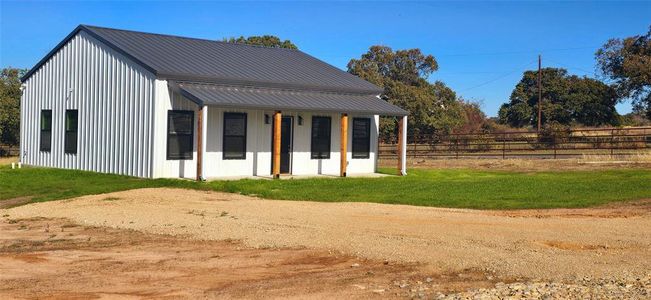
<box><xmin>287</xmin><ymin>111</ymin><xmax>379</xmax><ymax>176</ymax></box>
<box><xmin>151</xmin><ymin>86</ymin><xmax>379</xmax><ymax>178</ymax></box>
<box><xmin>20</xmin><ymin>31</ymin><xmax>156</xmax><ymax>177</ymax></box>
<box><xmin>151</xmin><ymin>80</ymin><xmax>200</xmax><ymax>179</ymax></box>
<box><xmin>346</xmin><ymin>115</ymin><xmax>380</xmax><ymax>174</ymax></box>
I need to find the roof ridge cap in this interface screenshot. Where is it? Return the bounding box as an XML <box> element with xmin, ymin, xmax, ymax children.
<box><xmin>82</xmin><ymin>24</ymin><xmax>300</xmax><ymax>51</ymax></box>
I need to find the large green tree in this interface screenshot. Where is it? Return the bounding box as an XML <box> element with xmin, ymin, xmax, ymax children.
<box><xmin>596</xmin><ymin>26</ymin><xmax>651</xmax><ymax>118</ymax></box>
<box><xmin>347</xmin><ymin>46</ymin><xmax>463</xmax><ymax>137</ymax></box>
<box><xmin>0</xmin><ymin>68</ymin><xmax>26</xmax><ymax>146</ymax></box>
<box><xmin>224</xmin><ymin>35</ymin><xmax>298</xmax><ymax>49</ymax></box>
<box><xmin>498</xmin><ymin>68</ymin><xmax>619</xmax><ymax>128</ymax></box>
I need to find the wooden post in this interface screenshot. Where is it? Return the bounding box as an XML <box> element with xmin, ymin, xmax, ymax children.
<box><xmin>397</xmin><ymin>116</ymin><xmax>407</xmax><ymax>176</ymax></box>
<box><xmin>196</xmin><ymin>105</ymin><xmax>204</xmax><ymax>181</ymax></box>
<box><xmin>340</xmin><ymin>113</ymin><xmax>348</xmax><ymax>177</ymax></box>
<box><xmin>272</xmin><ymin>111</ymin><xmax>282</xmax><ymax>179</ymax></box>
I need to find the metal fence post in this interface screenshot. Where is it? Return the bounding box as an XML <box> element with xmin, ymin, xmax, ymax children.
<box><xmin>502</xmin><ymin>133</ymin><xmax>506</xmax><ymax>159</ymax></box>
<box><xmin>611</xmin><ymin>129</ymin><xmax>615</xmax><ymax>157</ymax></box>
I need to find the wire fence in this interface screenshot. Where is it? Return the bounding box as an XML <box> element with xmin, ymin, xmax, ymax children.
<box><xmin>0</xmin><ymin>145</ymin><xmax>19</xmax><ymax>157</ymax></box>
<box><xmin>379</xmin><ymin>127</ymin><xmax>651</xmax><ymax>159</ymax></box>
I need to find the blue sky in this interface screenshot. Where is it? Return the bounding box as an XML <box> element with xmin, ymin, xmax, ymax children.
<box><xmin>1</xmin><ymin>1</ymin><xmax>649</xmax><ymax>116</ymax></box>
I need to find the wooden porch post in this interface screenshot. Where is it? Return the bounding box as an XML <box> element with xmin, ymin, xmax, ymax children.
<box><xmin>272</xmin><ymin>111</ymin><xmax>282</xmax><ymax>179</ymax></box>
<box><xmin>196</xmin><ymin>105</ymin><xmax>205</xmax><ymax>181</ymax></box>
<box><xmin>397</xmin><ymin>115</ymin><xmax>407</xmax><ymax>176</ymax></box>
<box><xmin>340</xmin><ymin>113</ymin><xmax>348</xmax><ymax>177</ymax></box>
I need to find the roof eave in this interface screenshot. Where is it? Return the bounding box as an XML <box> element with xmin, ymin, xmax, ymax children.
<box><xmin>161</xmin><ymin>73</ymin><xmax>383</xmax><ymax>96</ymax></box>
<box><xmin>170</xmin><ymin>81</ymin><xmax>408</xmax><ymax>116</ymax></box>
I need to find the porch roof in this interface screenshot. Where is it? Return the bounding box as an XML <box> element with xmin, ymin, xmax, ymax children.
<box><xmin>171</xmin><ymin>82</ymin><xmax>408</xmax><ymax>116</ymax></box>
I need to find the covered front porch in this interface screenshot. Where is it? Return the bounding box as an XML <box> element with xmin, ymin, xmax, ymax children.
<box><xmin>164</xmin><ymin>81</ymin><xmax>408</xmax><ymax>180</ymax></box>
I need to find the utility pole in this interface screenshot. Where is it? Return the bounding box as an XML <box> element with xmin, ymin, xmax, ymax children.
<box><xmin>537</xmin><ymin>54</ymin><xmax>542</xmax><ymax>132</ymax></box>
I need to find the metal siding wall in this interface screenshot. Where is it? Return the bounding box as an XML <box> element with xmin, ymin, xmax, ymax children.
<box><xmin>147</xmin><ymin>99</ymin><xmax>380</xmax><ymax>178</ymax></box>
<box><xmin>345</xmin><ymin>114</ymin><xmax>379</xmax><ymax>174</ymax></box>
<box><xmin>151</xmin><ymin>80</ymin><xmax>200</xmax><ymax>179</ymax></box>
<box><xmin>20</xmin><ymin>31</ymin><xmax>156</xmax><ymax>177</ymax></box>
<box><xmin>201</xmin><ymin>107</ymin><xmax>262</xmax><ymax>178</ymax></box>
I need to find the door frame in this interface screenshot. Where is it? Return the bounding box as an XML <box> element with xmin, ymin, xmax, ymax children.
<box><xmin>271</xmin><ymin>115</ymin><xmax>294</xmax><ymax>175</ymax></box>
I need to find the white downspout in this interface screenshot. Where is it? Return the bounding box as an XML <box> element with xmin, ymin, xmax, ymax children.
<box><xmin>19</xmin><ymin>83</ymin><xmax>26</xmax><ymax>166</ymax></box>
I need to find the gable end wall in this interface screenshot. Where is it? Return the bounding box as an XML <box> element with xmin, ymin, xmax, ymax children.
<box><xmin>20</xmin><ymin>30</ymin><xmax>157</xmax><ymax>177</ymax></box>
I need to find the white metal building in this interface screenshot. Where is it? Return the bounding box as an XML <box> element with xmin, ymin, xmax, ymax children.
<box><xmin>20</xmin><ymin>25</ymin><xmax>408</xmax><ymax>180</ymax></box>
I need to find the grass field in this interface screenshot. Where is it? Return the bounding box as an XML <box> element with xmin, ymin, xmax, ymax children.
<box><xmin>0</xmin><ymin>165</ymin><xmax>205</xmax><ymax>204</ymax></box>
<box><xmin>2</xmin><ymin>163</ymin><xmax>650</xmax><ymax>209</ymax></box>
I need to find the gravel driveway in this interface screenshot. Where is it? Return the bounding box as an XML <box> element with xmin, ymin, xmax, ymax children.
<box><xmin>4</xmin><ymin>188</ymin><xmax>650</xmax><ymax>284</ymax></box>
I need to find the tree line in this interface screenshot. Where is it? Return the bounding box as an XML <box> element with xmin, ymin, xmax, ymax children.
<box><xmin>348</xmin><ymin>26</ymin><xmax>650</xmax><ymax>137</ymax></box>
<box><xmin>1</xmin><ymin>28</ymin><xmax>649</xmax><ymax>147</ymax></box>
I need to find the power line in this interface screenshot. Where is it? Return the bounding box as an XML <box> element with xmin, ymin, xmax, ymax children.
<box><xmin>543</xmin><ymin>57</ymin><xmax>598</xmax><ymax>77</ymax></box>
<box><xmin>458</xmin><ymin>59</ymin><xmax>537</xmax><ymax>92</ymax></box>
<box><xmin>329</xmin><ymin>45</ymin><xmax>599</xmax><ymax>60</ymax></box>
<box><xmin>435</xmin><ymin>71</ymin><xmax>508</xmax><ymax>75</ymax></box>
<box><xmin>435</xmin><ymin>46</ymin><xmax>598</xmax><ymax>57</ymax></box>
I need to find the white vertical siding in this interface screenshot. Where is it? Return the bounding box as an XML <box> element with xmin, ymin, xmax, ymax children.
<box><xmin>346</xmin><ymin>114</ymin><xmax>380</xmax><ymax>174</ymax></box>
<box><xmin>203</xmin><ymin>107</ymin><xmax>265</xmax><ymax>178</ymax></box>
<box><xmin>19</xmin><ymin>31</ymin><xmax>156</xmax><ymax>177</ymax></box>
<box><xmin>149</xmin><ymin>85</ymin><xmax>379</xmax><ymax>178</ymax></box>
<box><xmin>151</xmin><ymin>80</ymin><xmax>200</xmax><ymax>179</ymax></box>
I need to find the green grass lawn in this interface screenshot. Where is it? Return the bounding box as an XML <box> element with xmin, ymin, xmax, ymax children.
<box><xmin>1</xmin><ymin>164</ymin><xmax>650</xmax><ymax>209</ymax></box>
<box><xmin>0</xmin><ymin>165</ymin><xmax>205</xmax><ymax>204</ymax></box>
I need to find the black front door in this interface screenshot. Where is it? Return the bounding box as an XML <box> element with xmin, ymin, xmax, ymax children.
<box><xmin>273</xmin><ymin>116</ymin><xmax>293</xmax><ymax>174</ymax></box>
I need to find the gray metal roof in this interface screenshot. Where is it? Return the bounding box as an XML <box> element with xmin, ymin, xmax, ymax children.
<box><xmin>173</xmin><ymin>82</ymin><xmax>408</xmax><ymax>116</ymax></box>
<box><xmin>22</xmin><ymin>25</ymin><xmax>406</xmax><ymax>115</ymax></box>
<box><xmin>23</xmin><ymin>25</ymin><xmax>383</xmax><ymax>95</ymax></box>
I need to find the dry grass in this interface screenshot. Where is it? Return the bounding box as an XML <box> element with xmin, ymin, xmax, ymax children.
<box><xmin>380</xmin><ymin>155</ymin><xmax>651</xmax><ymax>172</ymax></box>
<box><xmin>0</xmin><ymin>156</ymin><xmax>19</xmax><ymax>166</ymax></box>
<box><xmin>582</xmin><ymin>152</ymin><xmax>651</xmax><ymax>162</ymax></box>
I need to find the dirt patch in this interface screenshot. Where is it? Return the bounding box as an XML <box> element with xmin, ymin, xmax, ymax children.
<box><xmin>4</xmin><ymin>188</ymin><xmax>651</xmax><ymax>283</ymax></box>
<box><xmin>0</xmin><ymin>197</ymin><xmax>32</xmax><ymax>209</ymax></box>
<box><xmin>489</xmin><ymin>199</ymin><xmax>651</xmax><ymax>219</ymax></box>
<box><xmin>539</xmin><ymin>240</ymin><xmax>609</xmax><ymax>251</ymax></box>
<box><xmin>0</xmin><ymin>217</ymin><xmax>497</xmax><ymax>299</ymax></box>
<box><xmin>380</xmin><ymin>158</ymin><xmax>651</xmax><ymax>172</ymax></box>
